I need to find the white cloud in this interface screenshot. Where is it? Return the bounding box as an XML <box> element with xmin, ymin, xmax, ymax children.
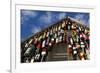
<box><xmin>38</xmin><ymin>12</ymin><xmax>66</xmax><ymax>26</ymax></box>
<box><xmin>31</xmin><ymin>26</ymin><xmax>41</xmax><ymax>34</ymax></box>
<box><xmin>38</xmin><ymin>12</ymin><xmax>52</xmax><ymax>25</ymax></box>
<box><xmin>21</xmin><ymin>16</ymin><xmax>29</xmax><ymax>25</ymax></box>
<box><xmin>74</xmin><ymin>14</ymin><xmax>89</xmax><ymax>26</ymax></box>
<box><xmin>58</xmin><ymin>13</ymin><xmax>66</xmax><ymax>20</ymax></box>
<box><xmin>21</xmin><ymin>10</ymin><xmax>38</xmax><ymax>25</ymax></box>
<box><xmin>46</xmin><ymin>12</ymin><xmax>52</xmax><ymax>23</ymax></box>
<box><xmin>22</xmin><ymin>10</ymin><xmax>38</xmax><ymax>17</ymax></box>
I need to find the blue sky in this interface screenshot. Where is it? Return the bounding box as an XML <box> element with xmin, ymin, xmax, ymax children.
<box><xmin>21</xmin><ymin>10</ymin><xmax>89</xmax><ymax>41</ymax></box>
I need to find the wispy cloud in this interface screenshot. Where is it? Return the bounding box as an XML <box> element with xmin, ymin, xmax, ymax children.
<box><xmin>58</xmin><ymin>13</ymin><xmax>66</xmax><ymax>20</ymax></box>
<box><xmin>31</xmin><ymin>26</ymin><xmax>41</xmax><ymax>34</ymax></box>
<box><xmin>73</xmin><ymin>14</ymin><xmax>89</xmax><ymax>26</ymax></box>
<box><xmin>38</xmin><ymin>12</ymin><xmax>67</xmax><ymax>27</ymax></box>
<box><xmin>21</xmin><ymin>10</ymin><xmax>38</xmax><ymax>25</ymax></box>
<box><xmin>21</xmin><ymin>10</ymin><xmax>38</xmax><ymax>17</ymax></box>
<box><xmin>38</xmin><ymin>12</ymin><xmax>52</xmax><ymax>25</ymax></box>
